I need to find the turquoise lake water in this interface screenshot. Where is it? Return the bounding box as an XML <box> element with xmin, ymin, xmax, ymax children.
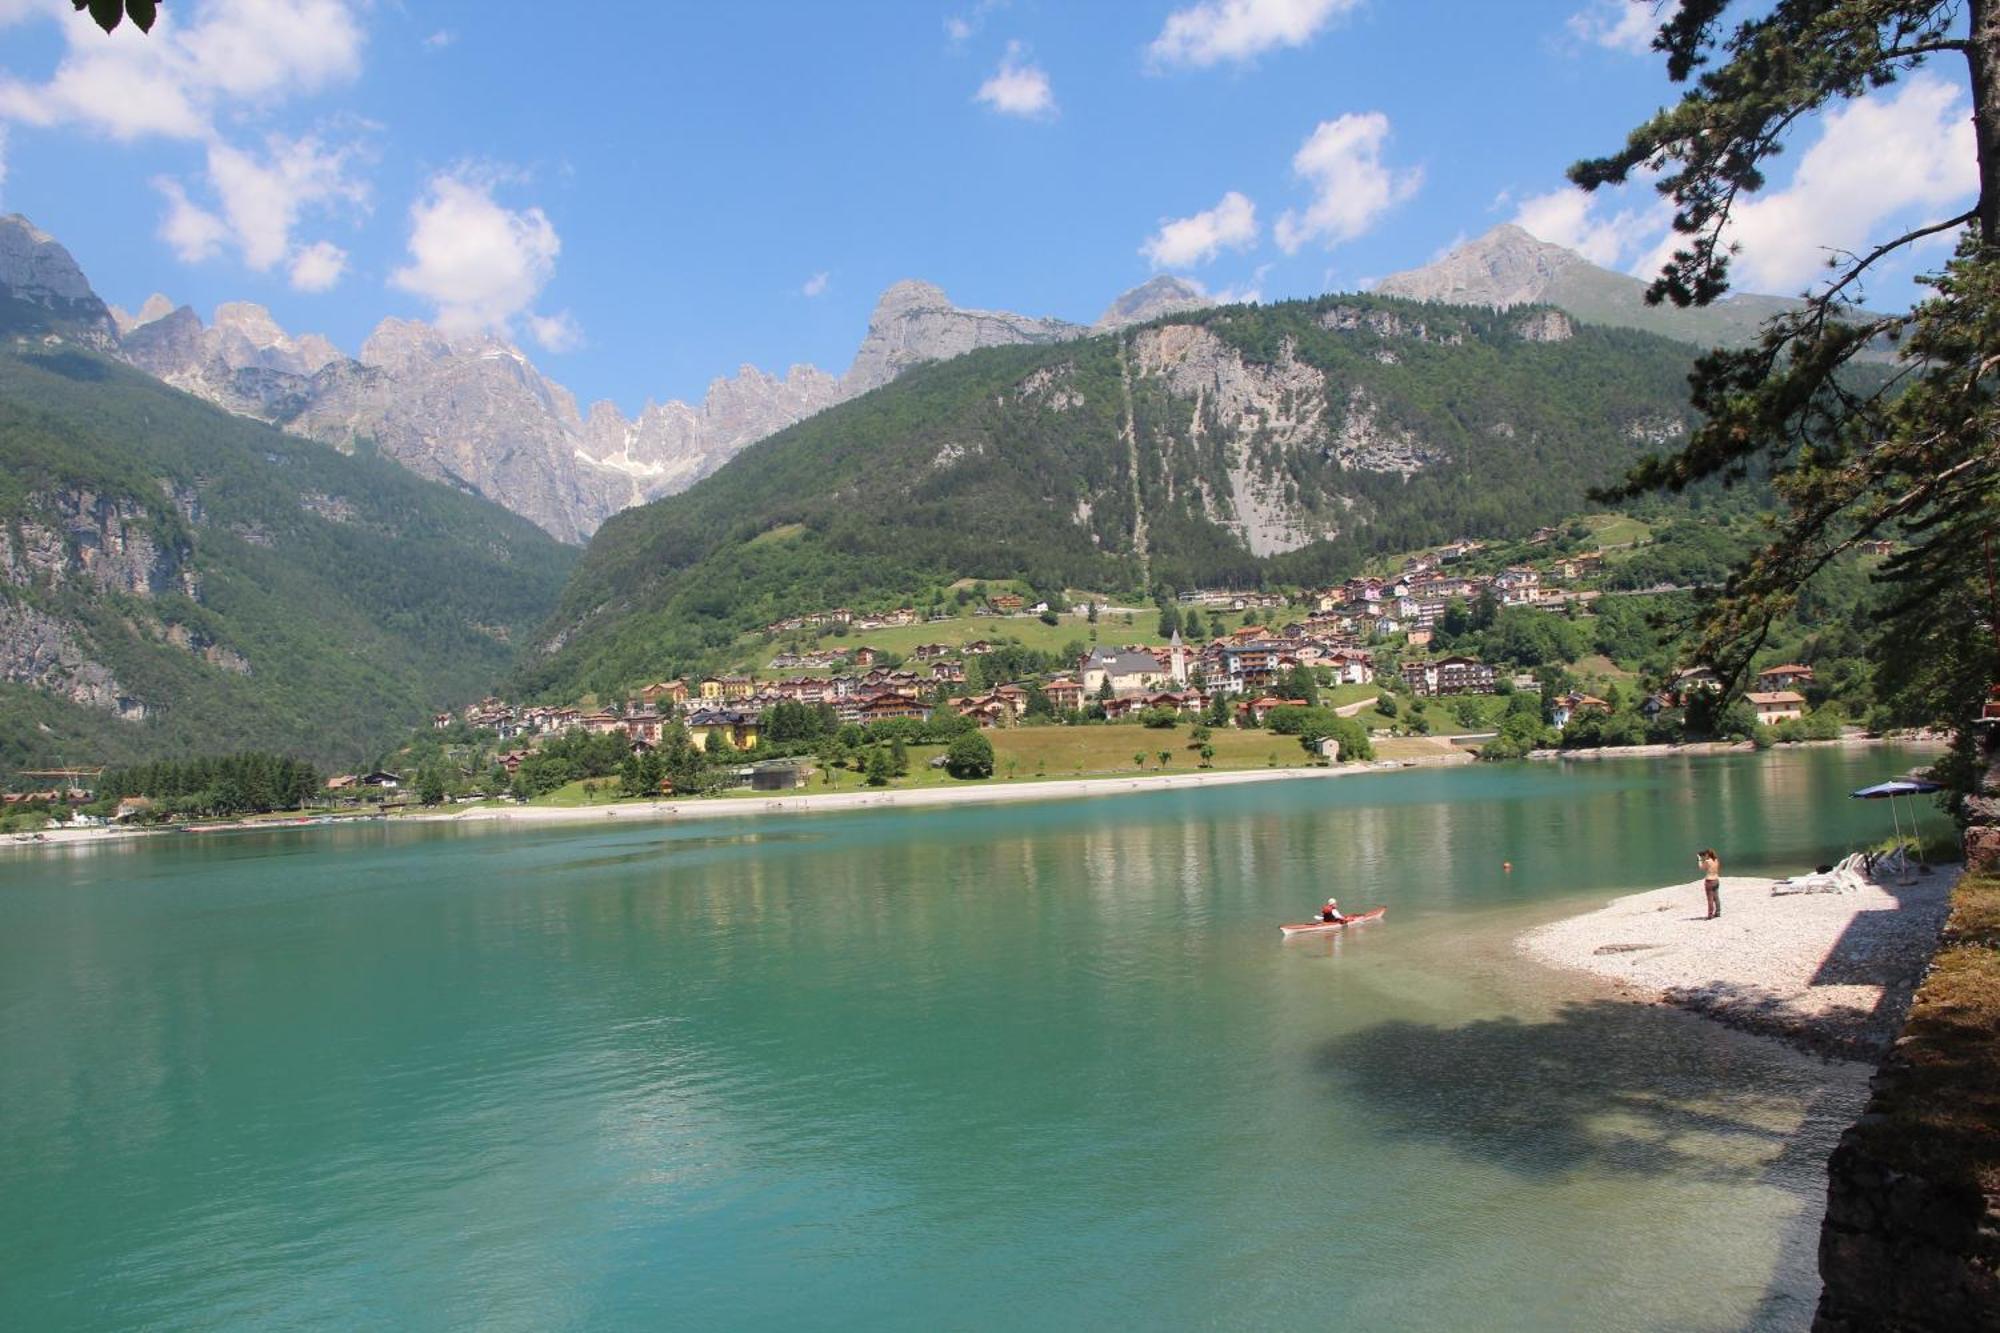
<box><xmin>0</xmin><ymin>748</ymin><xmax>1951</xmax><ymax>1330</ymax></box>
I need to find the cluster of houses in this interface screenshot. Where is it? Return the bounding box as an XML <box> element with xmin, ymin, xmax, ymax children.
<box><xmin>1541</xmin><ymin>663</ymin><xmax>1814</xmax><ymax>732</ymax></box>
<box><xmin>763</xmin><ymin>606</ymin><xmax>924</xmax><ymax>634</ymax></box>
<box><xmin>433</xmin><ymin>620</ymin><xmax>1394</xmax><ymax>771</ymax></box>
<box><xmin>1310</xmin><ymin>556</ymin><xmax>1603</xmax><ymax>637</ymax></box>
<box><xmin>763</xmin><ymin>594</ymin><xmax>1057</xmax><ymax>638</ymax></box>
<box><xmin>428</xmin><ymin>534</ymin><xmax>1833</xmax><ymax>766</ymax></box>
<box><xmin>1175</xmin><ymin>589</ymin><xmax>1289</xmax><ymax>612</ymax></box>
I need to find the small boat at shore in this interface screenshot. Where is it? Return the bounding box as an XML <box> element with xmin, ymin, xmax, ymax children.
<box><xmin>1279</xmin><ymin>906</ymin><xmax>1387</xmax><ymax>935</ymax></box>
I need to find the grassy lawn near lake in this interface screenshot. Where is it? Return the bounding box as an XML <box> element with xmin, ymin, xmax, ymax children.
<box><xmin>1573</xmin><ymin>653</ymin><xmax>1640</xmax><ymax>684</ymax></box>
<box><xmin>737</xmin><ymin>612</ymin><xmax>1113</xmax><ymax>676</ymax></box>
<box><xmin>1583</xmin><ymin>513</ymin><xmax>1653</xmax><ymax>549</ymax></box>
<box><xmin>733</xmin><ymin>606</ymin><xmax>1311</xmax><ymax>678</ymax></box>
<box><xmin>1323</xmin><ymin>681</ymin><xmax>1380</xmax><ymax>709</ymax></box>
<box><xmin>511</xmin><ymin>720</ymin><xmax>1331</xmax><ymax>808</ymax></box>
<box><xmin>990</xmin><ymin>723</ymin><xmax>1311</xmax><ymax>777</ymax></box>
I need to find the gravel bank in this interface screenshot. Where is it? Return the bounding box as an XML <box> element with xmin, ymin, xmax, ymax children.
<box><xmin>1520</xmin><ymin>870</ymin><xmax>1960</xmax><ymax>1059</ymax></box>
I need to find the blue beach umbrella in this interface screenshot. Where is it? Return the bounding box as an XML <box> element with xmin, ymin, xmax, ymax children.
<box><xmin>1851</xmin><ymin>778</ymin><xmax>1942</xmax><ymax>880</ymax></box>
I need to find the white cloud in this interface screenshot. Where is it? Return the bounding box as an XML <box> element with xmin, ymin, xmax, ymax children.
<box><xmin>1502</xmin><ymin>76</ymin><xmax>1975</xmax><ymax>298</ymax></box>
<box><xmin>423</xmin><ymin>29</ymin><xmax>456</xmax><ymax>50</ymax></box>
<box><xmin>1719</xmin><ymin>74</ymin><xmax>1976</xmax><ymax>293</ymax></box>
<box><xmin>1566</xmin><ymin>1</ymin><xmax>1661</xmax><ymax>55</ymax></box>
<box><xmin>528</xmin><ymin>310</ymin><xmax>583</xmax><ymax>353</ymax></box>
<box><xmin>1148</xmin><ymin>0</ymin><xmax>1360</xmax><ymax>69</ymax></box>
<box><xmin>176</xmin><ymin>0</ymin><xmax>363</xmax><ymax>101</ymax></box>
<box><xmin>205</xmin><ymin>134</ymin><xmax>366</xmax><ymax>270</ymax></box>
<box><xmin>287</xmin><ymin>240</ymin><xmax>346</xmax><ymax>292</ymax></box>
<box><xmin>0</xmin><ymin>16</ymin><xmax>208</xmax><ymax>140</ymax></box>
<box><xmin>147</xmin><ymin>132</ymin><xmax>366</xmax><ymax>282</ymax></box>
<box><xmin>1512</xmin><ymin>185</ymin><xmax>1667</xmax><ymax>266</ymax></box>
<box><xmin>0</xmin><ymin>124</ymin><xmax>8</xmax><ymax>204</ymax></box>
<box><xmin>155</xmin><ymin>177</ymin><xmax>230</xmax><ymax>262</ymax></box>
<box><xmin>945</xmin><ymin>0</ymin><xmax>1007</xmax><ymax>47</ymax></box>
<box><xmin>802</xmin><ymin>271</ymin><xmax>830</xmax><ymax>297</ymax></box>
<box><xmin>1141</xmin><ymin>190</ymin><xmax>1259</xmax><ymax>268</ymax></box>
<box><xmin>0</xmin><ymin>1</ymin><xmax>370</xmax><ymax>283</ymax></box>
<box><xmin>0</xmin><ymin>0</ymin><xmax>49</xmax><ymax>28</ymax></box>
<box><xmin>390</xmin><ymin>173</ymin><xmax>562</xmax><ymax>338</ymax></box>
<box><xmin>0</xmin><ymin>0</ymin><xmax>365</xmax><ymax>142</ymax></box>
<box><xmin>1210</xmin><ymin>262</ymin><xmax>1273</xmax><ymax>305</ymax></box>
<box><xmin>1273</xmin><ymin>112</ymin><xmax>1421</xmax><ymax>253</ymax></box>
<box><xmin>975</xmin><ymin>42</ymin><xmax>1056</xmax><ymax>119</ymax></box>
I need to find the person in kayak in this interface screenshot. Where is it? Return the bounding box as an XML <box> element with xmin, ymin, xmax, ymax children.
<box><xmin>1319</xmin><ymin>897</ymin><xmax>1347</xmax><ymax>924</ymax></box>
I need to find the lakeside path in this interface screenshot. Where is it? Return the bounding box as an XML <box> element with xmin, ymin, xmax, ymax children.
<box><xmin>1519</xmin><ymin>869</ymin><xmax>1960</xmax><ymax>1059</ymax></box>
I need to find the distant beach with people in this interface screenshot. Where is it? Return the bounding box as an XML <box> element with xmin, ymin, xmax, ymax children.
<box><xmin>1520</xmin><ymin>864</ymin><xmax>1959</xmax><ymax>1058</ymax></box>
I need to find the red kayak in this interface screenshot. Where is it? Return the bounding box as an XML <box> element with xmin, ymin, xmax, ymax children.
<box><xmin>1279</xmin><ymin>906</ymin><xmax>1387</xmax><ymax>936</ymax></box>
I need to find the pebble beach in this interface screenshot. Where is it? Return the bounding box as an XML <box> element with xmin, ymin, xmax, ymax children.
<box><xmin>1520</xmin><ymin>869</ymin><xmax>1960</xmax><ymax>1058</ymax></box>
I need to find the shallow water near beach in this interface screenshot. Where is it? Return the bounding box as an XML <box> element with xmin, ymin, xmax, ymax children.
<box><xmin>0</xmin><ymin>747</ymin><xmax>1951</xmax><ymax>1330</ymax></box>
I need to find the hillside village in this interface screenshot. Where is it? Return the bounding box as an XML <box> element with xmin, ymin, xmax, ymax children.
<box><xmin>380</xmin><ymin>517</ymin><xmax>1861</xmax><ymax>808</ymax></box>
<box><xmin>0</xmin><ymin>510</ymin><xmax>1875</xmax><ymax>831</ymax></box>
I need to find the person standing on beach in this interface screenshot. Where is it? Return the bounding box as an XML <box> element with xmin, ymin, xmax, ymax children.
<box><xmin>1697</xmin><ymin>848</ymin><xmax>1721</xmax><ymax>920</ymax></box>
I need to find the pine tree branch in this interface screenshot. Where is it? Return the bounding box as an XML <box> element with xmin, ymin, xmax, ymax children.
<box><xmin>1812</xmin><ymin>209</ymin><xmax>1979</xmax><ymax>307</ymax></box>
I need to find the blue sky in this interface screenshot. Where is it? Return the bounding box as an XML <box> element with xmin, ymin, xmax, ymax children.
<box><xmin>0</xmin><ymin>0</ymin><xmax>1976</xmax><ymax>413</ymax></box>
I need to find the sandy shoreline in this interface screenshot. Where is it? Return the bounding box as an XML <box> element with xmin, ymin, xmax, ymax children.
<box><xmin>427</xmin><ymin>763</ymin><xmax>1371</xmax><ymax>828</ymax></box>
<box><xmin>1519</xmin><ymin>868</ymin><xmax>1959</xmax><ymax>1059</ymax></box>
<box><xmin>2</xmin><ymin>764</ymin><xmax>1375</xmax><ymax>850</ymax></box>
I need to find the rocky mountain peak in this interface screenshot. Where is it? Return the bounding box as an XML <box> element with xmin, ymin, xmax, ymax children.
<box><xmin>1375</xmin><ymin>225</ymin><xmax>1589</xmax><ymax>309</ymax></box>
<box><xmin>109</xmin><ymin>292</ymin><xmax>177</xmax><ymax>335</ymax></box>
<box><xmin>205</xmin><ymin>301</ymin><xmax>343</xmax><ymax>376</ymax></box>
<box><xmin>117</xmin><ymin>304</ymin><xmax>205</xmax><ymax>367</ymax></box>
<box><xmin>1094</xmin><ymin>275</ymin><xmax>1214</xmax><ymax>330</ymax></box>
<box><xmin>872</xmin><ymin>279</ymin><xmax>955</xmax><ymax>315</ymax></box>
<box><xmin>360</xmin><ymin>317</ymin><xmax>456</xmax><ymax>371</ymax></box>
<box><xmin>213</xmin><ymin>301</ymin><xmax>287</xmax><ymax>345</ymax></box>
<box><xmin>0</xmin><ymin>212</ymin><xmax>115</xmax><ymax>344</ymax></box>
<box><xmin>0</xmin><ymin>213</ymin><xmax>100</xmax><ymax>306</ymax></box>
<box><xmin>844</xmin><ymin>278</ymin><xmax>1082</xmax><ymax>394</ymax></box>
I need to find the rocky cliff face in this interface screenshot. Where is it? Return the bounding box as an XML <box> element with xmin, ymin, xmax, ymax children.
<box><xmin>0</xmin><ymin>598</ymin><xmax>139</xmax><ymax>716</ymax></box>
<box><xmin>0</xmin><ymin>212</ymin><xmax>117</xmax><ymax>346</ymax></box>
<box><xmin>113</xmin><ymin>274</ymin><xmax>1178</xmax><ymax>541</ymax></box>
<box><xmin>0</xmin><ymin>340</ymin><xmax>578</xmax><ymax>767</ymax></box>
<box><xmin>7</xmin><ymin>213</ymin><xmax>1264</xmax><ymax>543</ymax></box>
<box><xmin>1127</xmin><ymin>320</ymin><xmax>1446</xmax><ymax>556</ymax></box>
<box><xmin>842</xmin><ymin>280</ymin><xmax>1083</xmax><ymax>394</ymax></box>
<box><xmin>581</xmin><ymin>362</ymin><xmax>846</xmax><ymax>497</ymax></box>
<box><xmin>89</xmin><ymin>233</ymin><xmax>1178</xmax><ymax>541</ymax></box>
<box><xmin>0</xmin><ymin>484</ymin><xmax>207</xmax><ymax>721</ymax></box>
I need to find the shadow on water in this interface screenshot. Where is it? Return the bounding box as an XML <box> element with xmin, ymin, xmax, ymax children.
<box><xmin>1314</xmin><ymin>999</ymin><xmax>1805</xmax><ymax>1184</ymax></box>
<box><xmin>1316</xmin><ymin>998</ymin><xmax>1878</xmax><ymax>1328</ymax></box>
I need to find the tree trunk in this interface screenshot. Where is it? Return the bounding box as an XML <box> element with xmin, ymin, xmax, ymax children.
<box><xmin>1973</xmin><ymin>0</ymin><xmax>2000</xmax><ymax>244</ymax></box>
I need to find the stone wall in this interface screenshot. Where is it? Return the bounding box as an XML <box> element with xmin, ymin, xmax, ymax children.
<box><xmin>1814</xmin><ymin>832</ymin><xmax>2000</xmax><ymax>1329</ymax></box>
<box><xmin>1815</xmin><ymin>1129</ymin><xmax>2000</xmax><ymax>1330</ymax></box>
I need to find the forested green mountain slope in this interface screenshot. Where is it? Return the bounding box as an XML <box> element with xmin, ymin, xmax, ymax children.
<box><xmin>0</xmin><ymin>346</ymin><xmax>577</xmax><ymax>769</ymax></box>
<box><xmin>521</xmin><ymin>294</ymin><xmax>1706</xmax><ymax>700</ymax></box>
